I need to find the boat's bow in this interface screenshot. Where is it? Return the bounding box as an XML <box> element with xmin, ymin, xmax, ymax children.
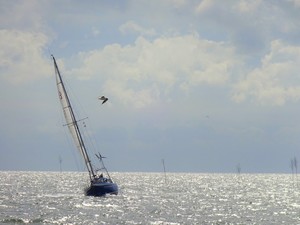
<box><xmin>85</xmin><ymin>178</ymin><xmax>118</xmax><ymax>196</ymax></box>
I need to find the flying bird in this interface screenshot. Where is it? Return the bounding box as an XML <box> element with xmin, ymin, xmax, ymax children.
<box><xmin>98</xmin><ymin>96</ymin><xmax>108</xmax><ymax>104</ymax></box>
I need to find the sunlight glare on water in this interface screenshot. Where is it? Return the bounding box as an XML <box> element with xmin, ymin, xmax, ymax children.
<box><xmin>1</xmin><ymin>171</ymin><xmax>300</xmax><ymax>224</ymax></box>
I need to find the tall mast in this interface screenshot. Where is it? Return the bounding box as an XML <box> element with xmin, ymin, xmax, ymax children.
<box><xmin>52</xmin><ymin>55</ymin><xmax>95</xmax><ymax>180</ymax></box>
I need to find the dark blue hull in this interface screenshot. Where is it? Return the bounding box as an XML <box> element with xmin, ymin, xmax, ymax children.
<box><xmin>85</xmin><ymin>182</ymin><xmax>118</xmax><ymax>197</ymax></box>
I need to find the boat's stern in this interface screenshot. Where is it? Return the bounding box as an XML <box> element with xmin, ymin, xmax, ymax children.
<box><xmin>85</xmin><ymin>181</ymin><xmax>118</xmax><ymax>196</ymax></box>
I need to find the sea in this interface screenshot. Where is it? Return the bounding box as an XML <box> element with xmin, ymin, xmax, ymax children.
<box><xmin>1</xmin><ymin>171</ymin><xmax>300</xmax><ymax>225</ymax></box>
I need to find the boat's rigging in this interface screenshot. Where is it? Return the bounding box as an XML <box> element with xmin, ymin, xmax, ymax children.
<box><xmin>53</xmin><ymin>55</ymin><xmax>95</xmax><ymax>180</ymax></box>
<box><xmin>95</xmin><ymin>153</ymin><xmax>113</xmax><ymax>180</ymax></box>
<box><xmin>52</xmin><ymin>55</ymin><xmax>118</xmax><ymax>196</ymax></box>
<box><xmin>63</xmin><ymin>117</ymin><xmax>88</xmax><ymax>127</ymax></box>
<box><xmin>60</xmin><ymin>119</ymin><xmax>82</xmax><ymax>171</ymax></box>
<box><xmin>57</xmin><ymin>79</ymin><xmax>101</xmax><ymax>167</ymax></box>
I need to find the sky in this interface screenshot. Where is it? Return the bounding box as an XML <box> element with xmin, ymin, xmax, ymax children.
<box><xmin>1</xmin><ymin>0</ymin><xmax>300</xmax><ymax>173</ymax></box>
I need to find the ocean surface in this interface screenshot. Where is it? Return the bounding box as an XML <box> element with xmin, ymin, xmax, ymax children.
<box><xmin>1</xmin><ymin>172</ymin><xmax>300</xmax><ymax>224</ymax></box>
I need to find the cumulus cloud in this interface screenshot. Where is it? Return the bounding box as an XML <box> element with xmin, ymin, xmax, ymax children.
<box><xmin>68</xmin><ymin>34</ymin><xmax>238</xmax><ymax>108</ymax></box>
<box><xmin>195</xmin><ymin>0</ymin><xmax>215</xmax><ymax>14</ymax></box>
<box><xmin>119</xmin><ymin>21</ymin><xmax>156</xmax><ymax>36</ymax></box>
<box><xmin>0</xmin><ymin>30</ymin><xmax>52</xmax><ymax>84</ymax></box>
<box><xmin>232</xmin><ymin>40</ymin><xmax>300</xmax><ymax>105</ymax></box>
<box><xmin>236</xmin><ymin>0</ymin><xmax>262</xmax><ymax>13</ymax></box>
<box><xmin>91</xmin><ymin>27</ymin><xmax>100</xmax><ymax>37</ymax></box>
<box><xmin>2</xmin><ymin>0</ymin><xmax>299</xmax><ymax>109</ymax></box>
<box><xmin>288</xmin><ymin>0</ymin><xmax>300</xmax><ymax>7</ymax></box>
<box><xmin>0</xmin><ymin>1</ymin><xmax>46</xmax><ymax>31</ymax></box>
<box><xmin>2</xmin><ymin>0</ymin><xmax>300</xmax><ymax>173</ymax></box>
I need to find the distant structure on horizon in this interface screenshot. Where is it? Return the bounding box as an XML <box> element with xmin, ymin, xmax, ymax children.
<box><xmin>162</xmin><ymin>159</ymin><xmax>167</xmax><ymax>183</ymax></box>
<box><xmin>59</xmin><ymin>156</ymin><xmax>62</xmax><ymax>173</ymax></box>
<box><xmin>236</xmin><ymin>163</ymin><xmax>241</xmax><ymax>174</ymax></box>
<box><xmin>290</xmin><ymin>157</ymin><xmax>298</xmax><ymax>175</ymax></box>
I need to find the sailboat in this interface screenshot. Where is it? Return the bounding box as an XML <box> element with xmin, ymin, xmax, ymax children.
<box><xmin>52</xmin><ymin>55</ymin><xmax>118</xmax><ymax>196</ymax></box>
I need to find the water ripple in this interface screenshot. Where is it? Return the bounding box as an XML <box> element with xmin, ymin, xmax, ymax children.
<box><xmin>1</xmin><ymin>172</ymin><xmax>300</xmax><ymax>224</ymax></box>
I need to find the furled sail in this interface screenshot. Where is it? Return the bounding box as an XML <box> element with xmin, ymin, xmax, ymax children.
<box><xmin>53</xmin><ymin>56</ymin><xmax>95</xmax><ymax>179</ymax></box>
